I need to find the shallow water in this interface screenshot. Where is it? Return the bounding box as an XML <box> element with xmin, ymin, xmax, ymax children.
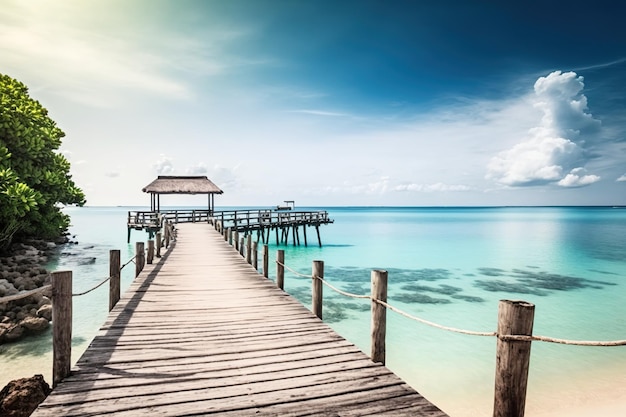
<box><xmin>2</xmin><ymin>206</ymin><xmax>625</xmax><ymax>416</ymax></box>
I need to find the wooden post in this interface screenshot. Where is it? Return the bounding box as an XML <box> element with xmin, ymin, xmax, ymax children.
<box><xmin>109</xmin><ymin>250</ymin><xmax>120</xmax><ymax>311</ymax></box>
<box><xmin>135</xmin><ymin>242</ymin><xmax>145</xmax><ymax>277</ymax></box>
<box><xmin>147</xmin><ymin>240</ymin><xmax>154</xmax><ymax>264</ymax></box>
<box><xmin>262</xmin><ymin>245</ymin><xmax>269</xmax><ymax>278</ymax></box>
<box><xmin>276</xmin><ymin>250</ymin><xmax>285</xmax><ymax>290</ymax></box>
<box><xmin>240</xmin><ymin>237</ymin><xmax>245</xmax><ymax>256</ymax></box>
<box><xmin>52</xmin><ymin>271</ymin><xmax>72</xmax><ymax>387</ymax></box>
<box><xmin>224</xmin><ymin>226</ymin><xmax>228</xmax><ymax>241</ymax></box>
<box><xmin>371</xmin><ymin>270</ymin><xmax>388</xmax><ymax>364</ymax></box>
<box><xmin>156</xmin><ymin>232</ymin><xmax>162</xmax><ymax>258</ymax></box>
<box><xmin>252</xmin><ymin>241</ymin><xmax>258</xmax><ymax>270</ymax></box>
<box><xmin>246</xmin><ymin>235</ymin><xmax>252</xmax><ymax>264</ymax></box>
<box><xmin>233</xmin><ymin>230</ymin><xmax>239</xmax><ymax>250</ymax></box>
<box><xmin>312</xmin><ymin>260</ymin><xmax>323</xmax><ymax>319</ymax></box>
<box><xmin>165</xmin><ymin>221</ymin><xmax>171</xmax><ymax>248</ymax></box>
<box><xmin>493</xmin><ymin>300</ymin><xmax>535</xmax><ymax>417</ymax></box>
<box><xmin>228</xmin><ymin>228</ymin><xmax>233</xmax><ymax>245</ymax></box>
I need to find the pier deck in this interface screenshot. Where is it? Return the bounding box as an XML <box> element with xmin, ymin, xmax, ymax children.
<box><xmin>33</xmin><ymin>223</ymin><xmax>446</xmax><ymax>416</ymax></box>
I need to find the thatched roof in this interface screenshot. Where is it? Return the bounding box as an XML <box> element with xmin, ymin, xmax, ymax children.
<box><xmin>142</xmin><ymin>176</ymin><xmax>223</xmax><ymax>195</ymax></box>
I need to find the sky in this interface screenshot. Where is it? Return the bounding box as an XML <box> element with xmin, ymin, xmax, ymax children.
<box><xmin>1</xmin><ymin>0</ymin><xmax>626</xmax><ymax>207</ymax></box>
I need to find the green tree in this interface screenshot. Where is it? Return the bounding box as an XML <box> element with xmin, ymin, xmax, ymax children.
<box><xmin>0</xmin><ymin>73</ymin><xmax>85</xmax><ymax>252</ymax></box>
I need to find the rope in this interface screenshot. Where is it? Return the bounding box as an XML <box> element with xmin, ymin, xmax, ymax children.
<box><xmin>501</xmin><ymin>334</ymin><xmax>626</xmax><ymax>346</ymax></box>
<box><xmin>277</xmin><ymin>260</ymin><xmax>625</xmax><ymax>345</ymax></box>
<box><xmin>119</xmin><ymin>257</ymin><xmax>136</xmax><ymax>270</ymax></box>
<box><xmin>0</xmin><ymin>284</ymin><xmax>52</xmax><ymax>304</ymax></box>
<box><xmin>72</xmin><ymin>276</ymin><xmax>111</xmax><ymax>297</ymax></box>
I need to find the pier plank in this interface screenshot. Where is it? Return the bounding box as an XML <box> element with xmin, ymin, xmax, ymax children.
<box><xmin>33</xmin><ymin>223</ymin><xmax>446</xmax><ymax>416</ymax></box>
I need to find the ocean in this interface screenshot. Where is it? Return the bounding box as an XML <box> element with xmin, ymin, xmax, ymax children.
<box><xmin>1</xmin><ymin>206</ymin><xmax>625</xmax><ymax>416</ymax></box>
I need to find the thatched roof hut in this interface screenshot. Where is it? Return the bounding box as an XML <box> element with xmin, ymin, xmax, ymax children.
<box><xmin>142</xmin><ymin>176</ymin><xmax>223</xmax><ymax>212</ymax></box>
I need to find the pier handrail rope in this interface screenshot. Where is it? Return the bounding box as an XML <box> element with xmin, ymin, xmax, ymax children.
<box><xmin>72</xmin><ymin>276</ymin><xmax>111</xmax><ymax>297</ymax></box>
<box><xmin>0</xmin><ymin>282</ymin><xmax>52</xmax><ymax>304</ymax></box>
<box><xmin>276</xmin><ymin>259</ymin><xmax>626</xmax><ymax>346</ymax></box>
<box><xmin>119</xmin><ymin>256</ymin><xmax>136</xmax><ymax>270</ymax></box>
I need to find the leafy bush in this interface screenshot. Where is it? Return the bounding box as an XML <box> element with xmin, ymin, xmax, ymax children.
<box><xmin>0</xmin><ymin>74</ymin><xmax>85</xmax><ymax>251</ymax></box>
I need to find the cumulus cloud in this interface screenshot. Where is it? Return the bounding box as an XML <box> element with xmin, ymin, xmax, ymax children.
<box><xmin>557</xmin><ymin>168</ymin><xmax>600</xmax><ymax>188</ymax></box>
<box><xmin>617</xmin><ymin>174</ymin><xmax>626</xmax><ymax>182</ymax></box>
<box><xmin>153</xmin><ymin>155</ymin><xmax>175</xmax><ymax>175</ymax></box>
<box><xmin>186</xmin><ymin>163</ymin><xmax>208</xmax><ymax>175</ymax></box>
<box><xmin>487</xmin><ymin>71</ymin><xmax>601</xmax><ymax>188</ymax></box>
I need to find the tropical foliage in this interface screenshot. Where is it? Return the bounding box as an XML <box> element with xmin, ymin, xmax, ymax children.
<box><xmin>0</xmin><ymin>73</ymin><xmax>85</xmax><ymax>251</ymax></box>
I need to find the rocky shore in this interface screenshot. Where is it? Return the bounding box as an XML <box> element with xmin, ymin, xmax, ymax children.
<box><xmin>0</xmin><ymin>239</ymin><xmax>66</xmax><ymax>344</ymax></box>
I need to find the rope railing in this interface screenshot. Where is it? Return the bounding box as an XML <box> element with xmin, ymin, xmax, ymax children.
<box><xmin>0</xmin><ymin>283</ymin><xmax>52</xmax><ymax>304</ymax></box>
<box><xmin>72</xmin><ymin>276</ymin><xmax>112</xmax><ymax>297</ymax></box>
<box><xmin>275</xmin><ymin>259</ymin><xmax>626</xmax><ymax>346</ymax></box>
<box><xmin>119</xmin><ymin>256</ymin><xmax>136</xmax><ymax>270</ymax></box>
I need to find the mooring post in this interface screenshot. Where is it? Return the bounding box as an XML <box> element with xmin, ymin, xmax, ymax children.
<box><xmin>109</xmin><ymin>250</ymin><xmax>121</xmax><ymax>311</ymax></box>
<box><xmin>276</xmin><ymin>250</ymin><xmax>285</xmax><ymax>290</ymax></box>
<box><xmin>246</xmin><ymin>235</ymin><xmax>252</xmax><ymax>264</ymax></box>
<box><xmin>135</xmin><ymin>242</ymin><xmax>145</xmax><ymax>277</ymax></box>
<box><xmin>493</xmin><ymin>300</ymin><xmax>535</xmax><ymax>417</ymax></box>
<box><xmin>312</xmin><ymin>260</ymin><xmax>324</xmax><ymax>320</ymax></box>
<box><xmin>371</xmin><ymin>269</ymin><xmax>388</xmax><ymax>364</ymax></box>
<box><xmin>239</xmin><ymin>236</ymin><xmax>245</xmax><ymax>256</ymax></box>
<box><xmin>52</xmin><ymin>270</ymin><xmax>72</xmax><ymax>388</ymax></box>
<box><xmin>165</xmin><ymin>221</ymin><xmax>171</xmax><ymax>248</ymax></box>
<box><xmin>155</xmin><ymin>232</ymin><xmax>162</xmax><ymax>258</ymax></box>
<box><xmin>147</xmin><ymin>240</ymin><xmax>154</xmax><ymax>264</ymax></box>
<box><xmin>233</xmin><ymin>230</ymin><xmax>239</xmax><ymax>251</ymax></box>
<box><xmin>224</xmin><ymin>226</ymin><xmax>228</xmax><ymax>242</ymax></box>
<box><xmin>262</xmin><ymin>245</ymin><xmax>269</xmax><ymax>278</ymax></box>
<box><xmin>252</xmin><ymin>241</ymin><xmax>258</xmax><ymax>270</ymax></box>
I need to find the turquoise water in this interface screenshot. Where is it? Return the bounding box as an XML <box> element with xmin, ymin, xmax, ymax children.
<box><xmin>2</xmin><ymin>206</ymin><xmax>625</xmax><ymax>416</ymax></box>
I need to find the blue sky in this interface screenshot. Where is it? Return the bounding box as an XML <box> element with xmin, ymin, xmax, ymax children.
<box><xmin>2</xmin><ymin>0</ymin><xmax>625</xmax><ymax>206</ymax></box>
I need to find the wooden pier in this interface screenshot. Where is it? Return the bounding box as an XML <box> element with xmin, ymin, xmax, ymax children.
<box><xmin>127</xmin><ymin>209</ymin><xmax>334</xmax><ymax>246</ymax></box>
<box><xmin>33</xmin><ymin>223</ymin><xmax>446</xmax><ymax>416</ymax></box>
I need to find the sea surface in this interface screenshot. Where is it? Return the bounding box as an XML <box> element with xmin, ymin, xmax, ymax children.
<box><xmin>1</xmin><ymin>206</ymin><xmax>625</xmax><ymax>416</ymax></box>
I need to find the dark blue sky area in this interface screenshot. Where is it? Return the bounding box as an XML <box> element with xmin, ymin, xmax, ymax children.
<box><xmin>197</xmin><ymin>0</ymin><xmax>626</xmax><ymax>111</ymax></box>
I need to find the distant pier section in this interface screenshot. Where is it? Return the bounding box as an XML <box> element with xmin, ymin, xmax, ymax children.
<box><xmin>127</xmin><ymin>176</ymin><xmax>333</xmax><ymax>246</ymax></box>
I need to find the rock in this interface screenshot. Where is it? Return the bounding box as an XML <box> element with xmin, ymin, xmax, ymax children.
<box><xmin>0</xmin><ymin>374</ymin><xmax>51</xmax><ymax>417</ymax></box>
<box><xmin>20</xmin><ymin>316</ymin><xmax>49</xmax><ymax>332</ymax></box>
<box><xmin>36</xmin><ymin>304</ymin><xmax>52</xmax><ymax>321</ymax></box>
<box><xmin>3</xmin><ymin>324</ymin><xmax>24</xmax><ymax>342</ymax></box>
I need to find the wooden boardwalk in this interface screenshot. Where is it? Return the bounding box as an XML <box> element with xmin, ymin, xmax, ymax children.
<box><xmin>33</xmin><ymin>223</ymin><xmax>447</xmax><ymax>416</ymax></box>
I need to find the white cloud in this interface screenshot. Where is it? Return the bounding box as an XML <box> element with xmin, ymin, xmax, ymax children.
<box><xmin>617</xmin><ymin>174</ymin><xmax>626</xmax><ymax>182</ymax></box>
<box><xmin>186</xmin><ymin>163</ymin><xmax>208</xmax><ymax>175</ymax></box>
<box><xmin>153</xmin><ymin>155</ymin><xmax>175</xmax><ymax>175</ymax></box>
<box><xmin>287</xmin><ymin>109</ymin><xmax>350</xmax><ymax>117</ymax></box>
<box><xmin>394</xmin><ymin>183</ymin><xmax>472</xmax><ymax>192</ymax></box>
<box><xmin>104</xmin><ymin>171</ymin><xmax>120</xmax><ymax>178</ymax></box>
<box><xmin>487</xmin><ymin>71</ymin><xmax>601</xmax><ymax>187</ymax></box>
<box><xmin>557</xmin><ymin>168</ymin><xmax>601</xmax><ymax>188</ymax></box>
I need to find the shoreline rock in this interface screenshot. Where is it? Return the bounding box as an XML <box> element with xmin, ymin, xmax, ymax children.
<box><xmin>0</xmin><ymin>238</ymin><xmax>67</xmax><ymax>345</ymax></box>
<box><xmin>0</xmin><ymin>375</ymin><xmax>51</xmax><ymax>417</ymax></box>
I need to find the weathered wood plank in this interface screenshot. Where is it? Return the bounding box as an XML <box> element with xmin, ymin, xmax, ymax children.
<box><xmin>33</xmin><ymin>223</ymin><xmax>446</xmax><ymax>417</ymax></box>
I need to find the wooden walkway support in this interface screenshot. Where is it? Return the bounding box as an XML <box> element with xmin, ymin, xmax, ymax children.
<box><xmin>33</xmin><ymin>223</ymin><xmax>446</xmax><ymax>416</ymax></box>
